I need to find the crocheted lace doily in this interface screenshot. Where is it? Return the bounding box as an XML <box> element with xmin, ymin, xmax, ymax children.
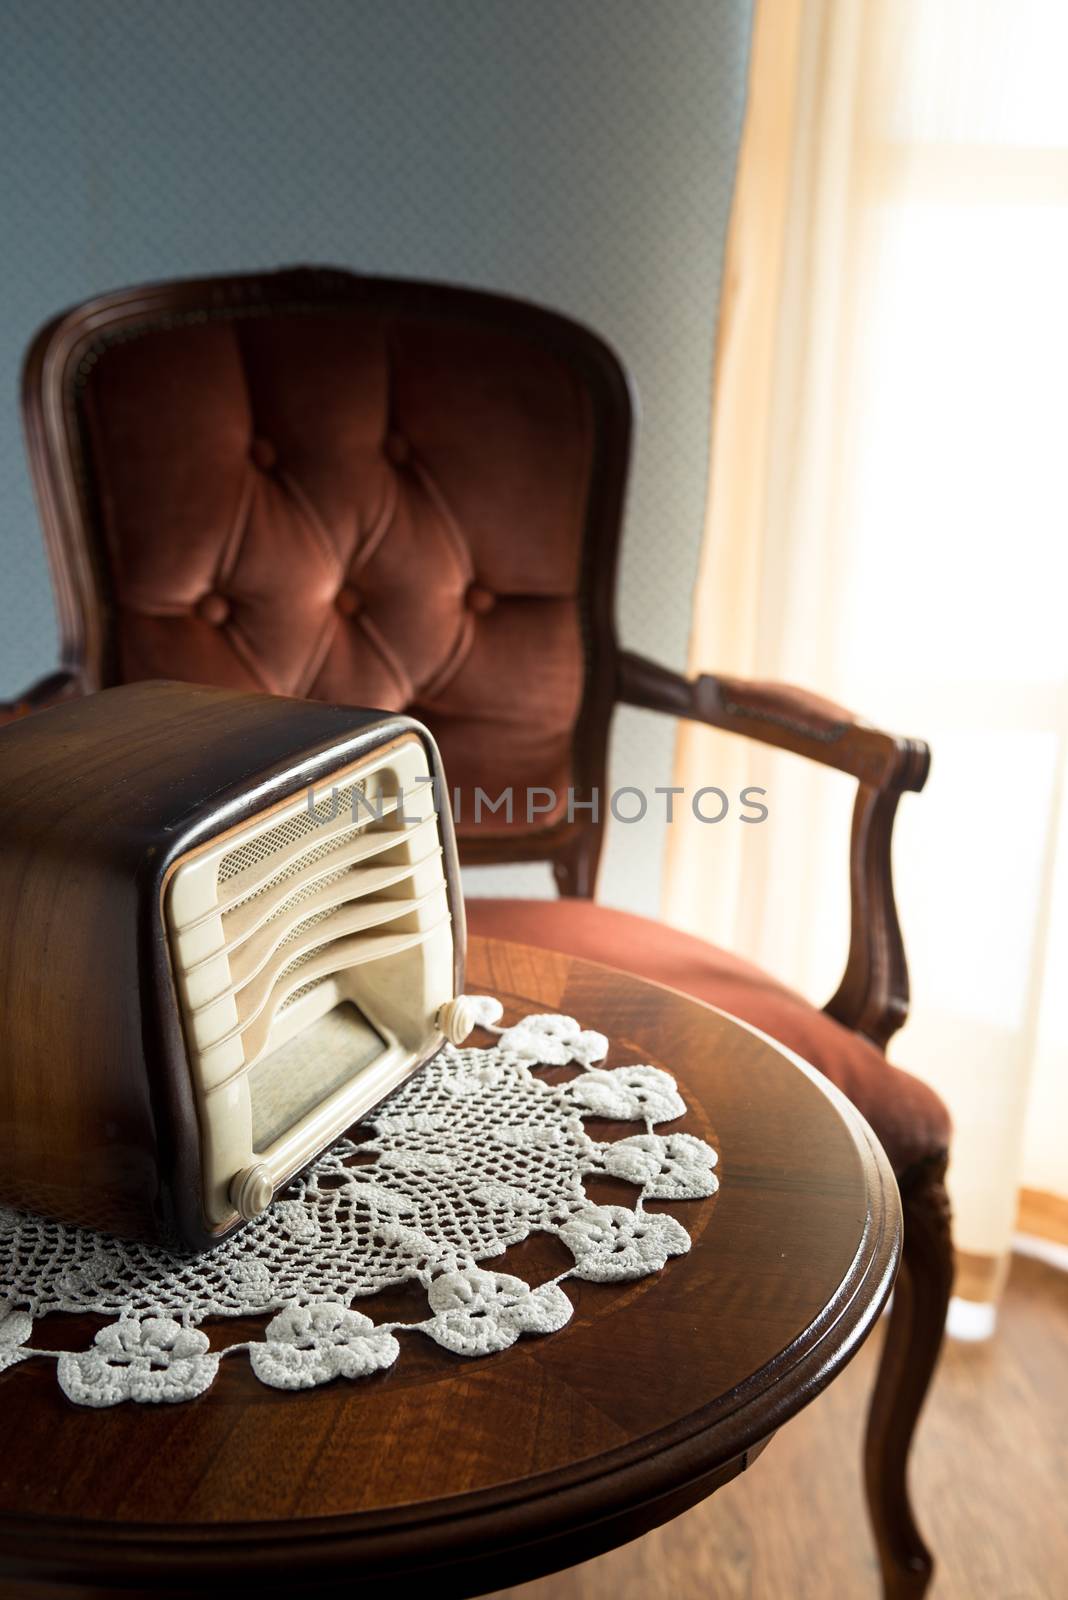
<box><xmin>0</xmin><ymin>999</ymin><xmax>718</xmax><ymax>1407</ymax></box>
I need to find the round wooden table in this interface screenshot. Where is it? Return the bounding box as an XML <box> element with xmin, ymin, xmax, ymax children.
<box><xmin>0</xmin><ymin>938</ymin><xmax>900</xmax><ymax>1597</ymax></box>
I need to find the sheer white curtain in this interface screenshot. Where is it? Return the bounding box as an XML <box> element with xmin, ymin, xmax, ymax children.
<box><xmin>665</xmin><ymin>0</ymin><xmax>1068</xmax><ymax>1323</ymax></box>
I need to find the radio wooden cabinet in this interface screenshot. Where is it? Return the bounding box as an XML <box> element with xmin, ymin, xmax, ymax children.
<box><xmin>0</xmin><ymin>681</ymin><xmax>467</xmax><ymax>1250</ymax></box>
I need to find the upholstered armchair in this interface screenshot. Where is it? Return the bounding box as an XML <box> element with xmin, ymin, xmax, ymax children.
<box><xmin>11</xmin><ymin>267</ymin><xmax>950</xmax><ymax>1599</ymax></box>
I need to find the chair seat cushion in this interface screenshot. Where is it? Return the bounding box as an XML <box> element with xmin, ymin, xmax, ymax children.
<box><xmin>466</xmin><ymin>898</ymin><xmax>950</xmax><ymax>1177</ymax></box>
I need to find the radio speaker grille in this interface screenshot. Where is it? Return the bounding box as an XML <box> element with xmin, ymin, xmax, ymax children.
<box><xmin>164</xmin><ymin>733</ymin><xmax>455</xmax><ymax>1227</ymax></box>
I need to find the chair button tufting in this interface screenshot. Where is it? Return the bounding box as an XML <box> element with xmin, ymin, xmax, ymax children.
<box><xmin>466</xmin><ymin>583</ymin><xmax>496</xmax><ymax>616</ymax></box>
<box><xmin>384</xmin><ymin>430</ymin><xmax>410</xmax><ymax>466</ymax></box>
<box><xmin>196</xmin><ymin>592</ymin><xmax>230</xmax><ymax>625</ymax></box>
<box><xmin>250</xmin><ymin>436</ymin><xmax>276</xmax><ymax>470</ymax></box>
<box><xmin>336</xmin><ymin>583</ymin><xmax>361</xmax><ymax>618</ymax></box>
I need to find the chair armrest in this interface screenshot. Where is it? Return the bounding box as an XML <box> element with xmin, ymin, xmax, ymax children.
<box><xmin>0</xmin><ymin>670</ymin><xmax>82</xmax><ymax>727</ymax></box>
<box><xmin>618</xmin><ymin>650</ymin><xmax>930</xmax><ymax>1049</ymax></box>
<box><xmin>618</xmin><ymin>651</ymin><xmax>929</xmax><ymax>790</ymax></box>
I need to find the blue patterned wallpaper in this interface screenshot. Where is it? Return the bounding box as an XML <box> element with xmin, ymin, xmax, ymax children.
<box><xmin>0</xmin><ymin>0</ymin><xmax>751</xmax><ymax>912</ymax></box>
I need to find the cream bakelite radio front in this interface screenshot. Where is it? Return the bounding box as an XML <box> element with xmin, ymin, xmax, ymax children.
<box><xmin>0</xmin><ymin>682</ymin><xmax>471</xmax><ymax>1251</ymax></box>
<box><xmin>166</xmin><ymin>731</ymin><xmax>464</xmax><ymax>1233</ymax></box>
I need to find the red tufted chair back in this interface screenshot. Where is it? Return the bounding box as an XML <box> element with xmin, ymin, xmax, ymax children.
<box><xmin>23</xmin><ymin>268</ymin><xmax>631</xmax><ymax>891</ymax></box>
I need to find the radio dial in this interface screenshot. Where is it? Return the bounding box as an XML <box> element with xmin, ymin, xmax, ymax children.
<box><xmin>437</xmin><ymin>996</ymin><xmax>479</xmax><ymax>1047</ymax></box>
<box><xmin>230</xmin><ymin>1163</ymin><xmax>274</xmax><ymax>1221</ymax></box>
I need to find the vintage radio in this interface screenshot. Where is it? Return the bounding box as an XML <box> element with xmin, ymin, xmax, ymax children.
<box><xmin>0</xmin><ymin>681</ymin><xmax>471</xmax><ymax>1250</ymax></box>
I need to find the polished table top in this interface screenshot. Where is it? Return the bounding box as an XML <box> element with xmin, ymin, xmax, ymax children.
<box><xmin>0</xmin><ymin>937</ymin><xmax>900</xmax><ymax>1597</ymax></box>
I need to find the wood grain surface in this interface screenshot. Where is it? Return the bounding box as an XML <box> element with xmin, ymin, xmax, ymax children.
<box><xmin>489</xmin><ymin>1253</ymin><xmax>1068</xmax><ymax>1600</ymax></box>
<box><xmin>0</xmin><ymin>937</ymin><xmax>899</xmax><ymax>1596</ymax></box>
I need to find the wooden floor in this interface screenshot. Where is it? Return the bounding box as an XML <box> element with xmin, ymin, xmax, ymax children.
<box><xmin>490</xmin><ymin>1254</ymin><xmax>1068</xmax><ymax>1600</ymax></box>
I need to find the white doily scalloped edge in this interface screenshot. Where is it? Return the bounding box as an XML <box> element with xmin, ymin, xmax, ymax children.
<box><xmin>0</xmin><ymin>1004</ymin><xmax>718</xmax><ymax>1406</ymax></box>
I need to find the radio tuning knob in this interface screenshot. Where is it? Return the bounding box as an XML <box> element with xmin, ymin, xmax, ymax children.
<box><xmin>230</xmin><ymin>1163</ymin><xmax>274</xmax><ymax>1221</ymax></box>
<box><xmin>437</xmin><ymin>995</ymin><xmax>478</xmax><ymax>1046</ymax></box>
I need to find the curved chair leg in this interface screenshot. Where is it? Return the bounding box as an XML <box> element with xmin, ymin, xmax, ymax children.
<box><xmin>864</xmin><ymin>1153</ymin><xmax>953</xmax><ymax>1599</ymax></box>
